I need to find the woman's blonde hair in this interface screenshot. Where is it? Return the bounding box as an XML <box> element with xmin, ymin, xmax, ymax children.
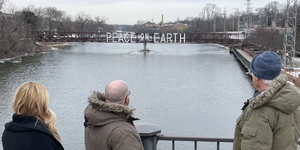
<box><xmin>12</xmin><ymin>81</ymin><xmax>61</xmax><ymax>141</ymax></box>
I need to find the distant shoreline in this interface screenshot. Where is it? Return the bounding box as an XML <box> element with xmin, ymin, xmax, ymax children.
<box><xmin>0</xmin><ymin>42</ymin><xmax>76</xmax><ymax>64</ymax></box>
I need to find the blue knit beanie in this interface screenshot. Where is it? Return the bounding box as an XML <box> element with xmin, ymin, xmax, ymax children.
<box><xmin>250</xmin><ymin>51</ymin><xmax>282</xmax><ymax>80</ymax></box>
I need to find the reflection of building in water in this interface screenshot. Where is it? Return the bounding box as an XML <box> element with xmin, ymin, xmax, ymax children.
<box><xmin>142</xmin><ymin>14</ymin><xmax>189</xmax><ymax>31</ymax></box>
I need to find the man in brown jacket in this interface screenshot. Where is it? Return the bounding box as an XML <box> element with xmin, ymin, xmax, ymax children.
<box><xmin>84</xmin><ymin>80</ymin><xmax>144</xmax><ymax>150</ymax></box>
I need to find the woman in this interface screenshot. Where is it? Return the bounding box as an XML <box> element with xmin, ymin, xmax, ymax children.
<box><xmin>2</xmin><ymin>81</ymin><xmax>64</xmax><ymax>150</ymax></box>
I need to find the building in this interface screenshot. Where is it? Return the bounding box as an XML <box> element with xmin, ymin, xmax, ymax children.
<box><xmin>171</xmin><ymin>23</ymin><xmax>189</xmax><ymax>31</ymax></box>
<box><xmin>141</xmin><ymin>14</ymin><xmax>189</xmax><ymax>31</ymax></box>
<box><xmin>0</xmin><ymin>11</ymin><xmax>13</xmax><ymax>20</ymax></box>
<box><xmin>142</xmin><ymin>21</ymin><xmax>159</xmax><ymax>28</ymax></box>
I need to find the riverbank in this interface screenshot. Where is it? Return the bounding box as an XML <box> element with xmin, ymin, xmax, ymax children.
<box><xmin>36</xmin><ymin>42</ymin><xmax>77</xmax><ymax>50</ymax></box>
<box><xmin>0</xmin><ymin>42</ymin><xmax>76</xmax><ymax>63</ymax></box>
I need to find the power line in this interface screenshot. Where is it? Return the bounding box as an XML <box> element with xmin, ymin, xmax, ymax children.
<box><xmin>236</xmin><ymin>1</ymin><xmax>246</xmax><ymax>8</ymax></box>
<box><xmin>252</xmin><ymin>0</ymin><xmax>264</xmax><ymax>9</ymax></box>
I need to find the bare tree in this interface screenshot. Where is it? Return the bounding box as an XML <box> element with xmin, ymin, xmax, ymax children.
<box><xmin>23</xmin><ymin>5</ymin><xmax>46</xmax><ymax>32</ymax></box>
<box><xmin>75</xmin><ymin>11</ymin><xmax>91</xmax><ymax>32</ymax></box>
<box><xmin>2</xmin><ymin>0</ymin><xmax>17</xmax><ymax>14</ymax></box>
<box><xmin>264</xmin><ymin>1</ymin><xmax>280</xmax><ymax>27</ymax></box>
<box><xmin>95</xmin><ymin>15</ymin><xmax>107</xmax><ymax>30</ymax></box>
<box><xmin>0</xmin><ymin>10</ymin><xmax>36</xmax><ymax>59</ymax></box>
<box><xmin>42</xmin><ymin>7</ymin><xmax>65</xmax><ymax>34</ymax></box>
<box><xmin>202</xmin><ymin>3</ymin><xmax>221</xmax><ymax>20</ymax></box>
<box><xmin>0</xmin><ymin>0</ymin><xmax>5</xmax><ymax>11</ymax></box>
<box><xmin>133</xmin><ymin>20</ymin><xmax>147</xmax><ymax>32</ymax></box>
<box><xmin>201</xmin><ymin>3</ymin><xmax>221</xmax><ymax>32</ymax></box>
<box><xmin>60</xmin><ymin>14</ymin><xmax>73</xmax><ymax>32</ymax></box>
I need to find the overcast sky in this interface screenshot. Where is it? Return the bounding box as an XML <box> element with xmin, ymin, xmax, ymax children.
<box><xmin>6</xmin><ymin>0</ymin><xmax>289</xmax><ymax>25</ymax></box>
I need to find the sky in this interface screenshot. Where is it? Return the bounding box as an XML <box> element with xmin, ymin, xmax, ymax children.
<box><xmin>5</xmin><ymin>0</ymin><xmax>290</xmax><ymax>25</ymax></box>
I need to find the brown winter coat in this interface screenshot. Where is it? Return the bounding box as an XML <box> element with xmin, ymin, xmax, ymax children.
<box><xmin>84</xmin><ymin>92</ymin><xmax>144</xmax><ymax>150</ymax></box>
<box><xmin>233</xmin><ymin>74</ymin><xmax>300</xmax><ymax>150</ymax></box>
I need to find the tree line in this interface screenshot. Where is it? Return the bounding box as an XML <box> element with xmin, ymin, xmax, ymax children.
<box><xmin>0</xmin><ymin>0</ymin><xmax>300</xmax><ymax>59</ymax></box>
<box><xmin>134</xmin><ymin>2</ymin><xmax>299</xmax><ymax>33</ymax></box>
<box><xmin>0</xmin><ymin>0</ymin><xmax>116</xmax><ymax>59</ymax></box>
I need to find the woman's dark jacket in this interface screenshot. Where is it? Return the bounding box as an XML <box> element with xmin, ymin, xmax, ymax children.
<box><xmin>2</xmin><ymin>114</ymin><xmax>64</xmax><ymax>150</ymax></box>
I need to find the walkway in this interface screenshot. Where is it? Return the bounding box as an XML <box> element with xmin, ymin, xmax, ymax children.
<box><xmin>237</xmin><ymin>49</ymin><xmax>253</xmax><ymax>62</ymax></box>
<box><xmin>233</xmin><ymin>48</ymin><xmax>300</xmax><ymax>93</ymax></box>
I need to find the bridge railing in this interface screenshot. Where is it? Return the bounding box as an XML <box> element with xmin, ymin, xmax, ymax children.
<box><xmin>136</xmin><ymin>122</ymin><xmax>300</xmax><ymax>150</ymax></box>
<box><xmin>35</xmin><ymin>31</ymin><xmax>244</xmax><ymax>44</ymax></box>
<box><xmin>231</xmin><ymin>47</ymin><xmax>250</xmax><ymax>70</ymax></box>
<box><xmin>157</xmin><ymin>134</ymin><xmax>233</xmax><ymax>150</ymax></box>
<box><xmin>135</xmin><ymin>122</ymin><xmax>233</xmax><ymax>150</ymax></box>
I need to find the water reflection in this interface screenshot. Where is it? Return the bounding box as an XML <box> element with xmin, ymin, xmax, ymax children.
<box><xmin>0</xmin><ymin>43</ymin><xmax>254</xmax><ymax>150</ymax></box>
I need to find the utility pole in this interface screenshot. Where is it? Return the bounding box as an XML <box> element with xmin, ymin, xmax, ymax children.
<box><xmin>246</xmin><ymin>0</ymin><xmax>251</xmax><ymax>34</ymax></box>
<box><xmin>259</xmin><ymin>15</ymin><xmax>261</xmax><ymax>27</ymax></box>
<box><xmin>251</xmin><ymin>16</ymin><xmax>252</xmax><ymax>28</ymax></box>
<box><xmin>282</xmin><ymin>0</ymin><xmax>298</xmax><ymax>68</ymax></box>
<box><xmin>232</xmin><ymin>9</ymin><xmax>234</xmax><ymax>32</ymax></box>
<box><xmin>237</xmin><ymin>11</ymin><xmax>240</xmax><ymax>34</ymax></box>
<box><xmin>224</xmin><ymin>7</ymin><xmax>227</xmax><ymax>32</ymax></box>
<box><xmin>213</xmin><ymin>17</ymin><xmax>216</xmax><ymax>32</ymax></box>
<box><xmin>266</xmin><ymin>16</ymin><xmax>268</xmax><ymax>27</ymax></box>
<box><xmin>243</xmin><ymin>17</ymin><xmax>246</xmax><ymax>29</ymax></box>
<box><xmin>177</xmin><ymin>16</ymin><xmax>179</xmax><ymax>32</ymax></box>
<box><xmin>233</xmin><ymin>8</ymin><xmax>240</xmax><ymax>33</ymax></box>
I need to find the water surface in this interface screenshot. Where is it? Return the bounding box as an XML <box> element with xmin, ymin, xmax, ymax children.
<box><xmin>0</xmin><ymin>43</ymin><xmax>254</xmax><ymax>150</ymax></box>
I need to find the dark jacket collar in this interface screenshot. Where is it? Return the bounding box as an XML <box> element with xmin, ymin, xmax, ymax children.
<box><xmin>5</xmin><ymin>114</ymin><xmax>63</xmax><ymax>148</ymax></box>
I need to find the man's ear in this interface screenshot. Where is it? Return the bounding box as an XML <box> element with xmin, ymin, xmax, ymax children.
<box><xmin>256</xmin><ymin>77</ymin><xmax>260</xmax><ymax>81</ymax></box>
<box><xmin>103</xmin><ymin>93</ymin><xmax>106</xmax><ymax>100</ymax></box>
<box><xmin>253</xmin><ymin>75</ymin><xmax>259</xmax><ymax>81</ymax></box>
<box><xmin>125</xmin><ymin>96</ymin><xmax>129</xmax><ymax>104</ymax></box>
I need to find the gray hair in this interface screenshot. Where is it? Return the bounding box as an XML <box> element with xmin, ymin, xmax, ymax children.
<box><xmin>262</xmin><ymin>79</ymin><xmax>273</xmax><ymax>85</ymax></box>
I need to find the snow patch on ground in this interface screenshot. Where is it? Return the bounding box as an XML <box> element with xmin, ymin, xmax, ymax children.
<box><xmin>51</xmin><ymin>47</ymin><xmax>59</xmax><ymax>50</ymax></box>
<box><xmin>207</xmin><ymin>43</ymin><xmax>229</xmax><ymax>50</ymax></box>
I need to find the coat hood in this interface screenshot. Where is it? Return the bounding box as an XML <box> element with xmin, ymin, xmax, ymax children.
<box><xmin>249</xmin><ymin>74</ymin><xmax>300</xmax><ymax>114</ymax></box>
<box><xmin>85</xmin><ymin>92</ymin><xmax>138</xmax><ymax>127</ymax></box>
<box><xmin>3</xmin><ymin>114</ymin><xmax>64</xmax><ymax>150</ymax></box>
<box><xmin>6</xmin><ymin>114</ymin><xmax>51</xmax><ymax>134</ymax></box>
<box><xmin>88</xmin><ymin>92</ymin><xmax>134</xmax><ymax>118</ymax></box>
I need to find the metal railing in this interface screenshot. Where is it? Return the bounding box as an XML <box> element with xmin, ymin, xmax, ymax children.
<box><xmin>156</xmin><ymin>134</ymin><xmax>300</xmax><ymax>150</ymax></box>
<box><xmin>136</xmin><ymin>119</ymin><xmax>300</xmax><ymax>150</ymax></box>
<box><xmin>231</xmin><ymin>47</ymin><xmax>250</xmax><ymax>70</ymax></box>
<box><xmin>157</xmin><ymin>134</ymin><xmax>233</xmax><ymax>150</ymax></box>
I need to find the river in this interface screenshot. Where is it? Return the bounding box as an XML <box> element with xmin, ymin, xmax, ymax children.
<box><xmin>0</xmin><ymin>43</ymin><xmax>254</xmax><ymax>150</ymax></box>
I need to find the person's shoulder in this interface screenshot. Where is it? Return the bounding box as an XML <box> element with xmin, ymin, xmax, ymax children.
<box><xmin>112</xmin><ymin>122</ymin><xmax>139</xmax><ymax>135</ymax></box>
<box><xmin>30</xmin><ymin>131</ymin><xmax>63</xmax><ymax>149</ymax></box>
<box><xmin>248</xmin><ymin>105</ymin><xmax>278</xmax><ymax>121</ymax></box>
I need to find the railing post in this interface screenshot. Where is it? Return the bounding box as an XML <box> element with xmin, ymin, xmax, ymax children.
<box><xmin>172</xmin><ymin>140</ymin><xmax>175</xmax><ymax>150</ymax></box>
<box><xmin>135</xmin><ymin>122</ymin><xmax>161</xmax><ymax>150</ymax></box>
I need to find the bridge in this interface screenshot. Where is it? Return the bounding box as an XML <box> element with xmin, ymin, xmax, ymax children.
<box><xmin>37</xmin><ymin>31</ymin><xmax>245</xmax><ymax>44</ymax></box>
